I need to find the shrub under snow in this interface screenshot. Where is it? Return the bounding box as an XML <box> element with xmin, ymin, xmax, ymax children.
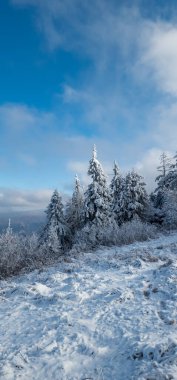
<box><xmin>116</xmin><ymin>218</ymin><xmax>156</xmax><ymax>245</ymax></box>
<box><xmin>0</xmin><ymin>231</ymin><xmax>68</xmax><ymax>279</ymax></box>
<box><xmin>0</xmin><ymin>232</ymin><xmax>39</xmax><ymax>278</ymax></box>
<box><xmin>71</xmin><ymin>219</ymin><xmax>156</xmax><ymax>253</ymax></box>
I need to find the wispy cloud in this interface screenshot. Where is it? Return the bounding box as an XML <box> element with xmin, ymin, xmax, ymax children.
<box><xmin>11</xmin><ymin>1</ymin><xmax>177</xmax><ymax>102</ymax></box>
<box><xmin>138</xmin><ymin>21</ymin><xmax>177</xmax><ymax>97</ymax></box>
<box><xmin>11</xmin><ymin>0</ymin><xmax>140</xmax><ymax>60</ymax></box>
<box><xmin>0</xmin><ymin>103</ymin><xmax>57</xmax><ymax>131</ymax></box>
<box><xmin>152</xmin><ymin>103</ymin><xmax>177</xmax><ymax>151</ymax></box>
<box><xmin>135</xmin><ymin>148</ymin><xmax>165</xmax><ymax>192</ymax></box>
<box><xmin>14</xmin><ymin>0</ymin><xmax>176</xmax><ymax>92</ymax></box>
<box><xmin>0</xmin><ymin>103</ymin><xmax>38</xmax><ymax>131</ymax></box>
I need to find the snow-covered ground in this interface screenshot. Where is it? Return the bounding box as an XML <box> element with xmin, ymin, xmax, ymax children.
<box><xmin>1</xmin><ymin>233</ymin><xmax>177</xmax><ymax>380</ymax></box>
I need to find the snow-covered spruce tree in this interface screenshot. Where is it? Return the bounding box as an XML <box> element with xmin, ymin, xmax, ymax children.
<box><xmin>84</xmin><ymin>145</ymin><xmax>111</xmax><ymax>225</ymax></box>
<box><xmin>154</xmin><ymin>152</ymin><xmax>171</xmax><ymax>209</ymax></box>
<box><xmin>123</xmin><ymin>170</ymin><xmax>148</xmax><ymax>222</ymax></box>
<box><xmin>110</xmin><ymin>161</ymin><xmax>125</xmax><ymax>225</ymax></box>
<box><xmin>65</xmin><ymin>174</ymin><xmax>84</xmax><ymax>236</ymax></box>
<box><xmin>73</xmin><ymin>146</ymin><xmax>118</xmax><ymax>250</ymax></box>
<box><xmin>39</xmin><ymin>190</ymin><xmax>70</xmax><ymax>255</ymax></box>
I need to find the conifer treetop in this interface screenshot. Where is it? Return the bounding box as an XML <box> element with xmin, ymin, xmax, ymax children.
<box><xmin>93</xmin><ymin>144</ymin><xmax>97</xmax><ymax>160</ymax></box>
<box><xmin>113</xmin><ymin>161</ymin><xmax>120</xmax><ymax>175</ymax></box>
<box><xmin>75</xmin><ymin>174</ymin><xmax>80</xmax><ymax>188</ymax></box>
<box><xmin>88</xmin><ymin>145</ymin><xmax>106</xmax><ymax>184</ymax></box>
<box><xmin>73</xmin><ymin>174</ymin><xmax>83</xmax><ymax>197</ymax></box>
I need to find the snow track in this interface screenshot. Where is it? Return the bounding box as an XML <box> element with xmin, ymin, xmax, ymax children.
<box><xmin>1</xmin><ymin>233</ymin><xmax>177</xmax><ymax>379</ymax></box>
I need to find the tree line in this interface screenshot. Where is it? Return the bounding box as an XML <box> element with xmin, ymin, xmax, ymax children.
<box><xmin>38</xmin><ymin>145</ymin><xmax>159</xmax><ymax>254</ymax></box>
<box><xmin>1</xmin><ymin>146</ymin><xmax>177</xmax><ymax>278</ymax></box>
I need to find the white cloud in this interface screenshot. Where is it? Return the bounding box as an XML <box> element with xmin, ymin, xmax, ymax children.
<box><xmin>0</xmin><ymin>188</ymin><xmax>53</xmax><ymax>212</ymax></box>
<box><xmin>67</xmin><ymin>160</ymin><xmax>88</xmax><ymax>175</ymax></box>
<box><xmin>62</xmin><ymin>83</ymin><xmax>135</xmax><ymax>136</ymax></box>
<box><xmin>134</xmin><ymin>148</ymin><xmax>163</xmax><ymax>192</ymax></box>
<box><xmin>0</xmin><ymin>104</ymin><xmax>36</xmax><ymax>130</ymax></box>
<box><xmin>138</xmin><ymin>21</ymin><xmax>177</xmax><ymax>97</ymax></box>
<box><xmin>67</xmin><ymin>160</ymin><xmax>90</xmax><ymax>190</ymax></box>
<box><xmin>151</xmin><ymin>103</ymin><xmax>177</xmax><ymax>152</ymax></box>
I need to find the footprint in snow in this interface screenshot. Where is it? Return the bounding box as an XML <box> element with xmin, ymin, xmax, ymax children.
<box><xmin>158</xmin><ymin>300</ymin><xmax>176</xmax><ymax>325</ymax></box>
<box><xmin>158</xmin><ymin>310</ymin><xmax>176</xmax><ymax>325</ymax></box>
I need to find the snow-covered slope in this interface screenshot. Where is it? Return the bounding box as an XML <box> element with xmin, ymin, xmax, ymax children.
<box><xmin>0</xmin><ymin>233</ymin><xmax>177</xmax><ymax>380</ymax></box>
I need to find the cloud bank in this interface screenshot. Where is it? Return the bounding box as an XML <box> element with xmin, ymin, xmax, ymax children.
<box><xmin>0</xmin><ymin>188</ymin><xmax>53</xmax><ymax>212</ymax></box>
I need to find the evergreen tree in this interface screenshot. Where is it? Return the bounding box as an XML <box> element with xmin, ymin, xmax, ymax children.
<box><xmin>154</xmin><ymin>152</ymin><xmax>171</xmax><ymax>208</ymax></box>
<box><xmin>123</xmin><ymin>170</ymin><xmax>148</xmax><ymax>222</ymax></box>
<box><xmin>84</xmin><ymin>145</ymin><xmax>111</xmax><ymax>226</ymax></box>
<box><xmin>39</xmin><ymin>189</ymin><xmax>70</xmax><ymax>253</ymax></box>
<box><xmin>66</xmin><ymin>175</ymin><xmax>84</xmax><ymax>235</ymax></box>
<box><xmin>73</xmin><ymin>147</ymin><xmax>118</xmax><ymax>249</ymax></box>
<box><xmin>110</xmin><ymin>161</ymin><xmax>125</xmax><ymax>225</ymax></box>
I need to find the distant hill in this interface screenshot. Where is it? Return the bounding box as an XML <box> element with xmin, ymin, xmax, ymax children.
<box><xmin>0</xmin><ymin>211</ymin><xmax>46</xmax><ymax>234</ymax></box>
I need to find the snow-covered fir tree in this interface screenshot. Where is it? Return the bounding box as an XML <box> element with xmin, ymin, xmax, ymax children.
<box><xmin>110</xmin><ymin>161</ymin><xmax>125</xmax><ymax>225</ymax></box>
<box><xmin>123</xmin><ymin>170</ymin><xmax>148</xmax><ymax>222</ymax></box>
<box><xmin>84</xmin><ymin>145</ymin><xmax>111</xmax><ymax>226</ymax></box>
<box><xmin>154</xmin><ymin>152</ymin><xmax>171</xmax><ymax>209</ymax></box>
<box><xmin>73</xmin><ymin>145</ymin><xmax>119</xmax><ymax>249</ymax></box>
<box><xmin>66</xmin><ymin>174</ymin><xmax>84</xmax><ymax>235</ymax></box>
<box><xmin>39</xmin><ymin>189</ymin><xmax>70</xmax><ymax>254</ymax></box>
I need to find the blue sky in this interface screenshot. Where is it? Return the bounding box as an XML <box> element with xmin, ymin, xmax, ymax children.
<box><xmin>1</xmin><ymin>0</ymin><xmax>177</xmax><ymax>211</ymax></box>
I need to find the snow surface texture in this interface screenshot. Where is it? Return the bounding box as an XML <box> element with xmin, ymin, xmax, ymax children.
<box><xmin>1</xmin><ymin>233</ymin><xmax>177</xmax><ymax>380</ymax></box>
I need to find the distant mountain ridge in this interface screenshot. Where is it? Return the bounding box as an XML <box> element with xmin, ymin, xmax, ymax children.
<box><xmin>0</xmin><ymin>211</ymin><xmax>46</xmax><ymax>234</ymax></box>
